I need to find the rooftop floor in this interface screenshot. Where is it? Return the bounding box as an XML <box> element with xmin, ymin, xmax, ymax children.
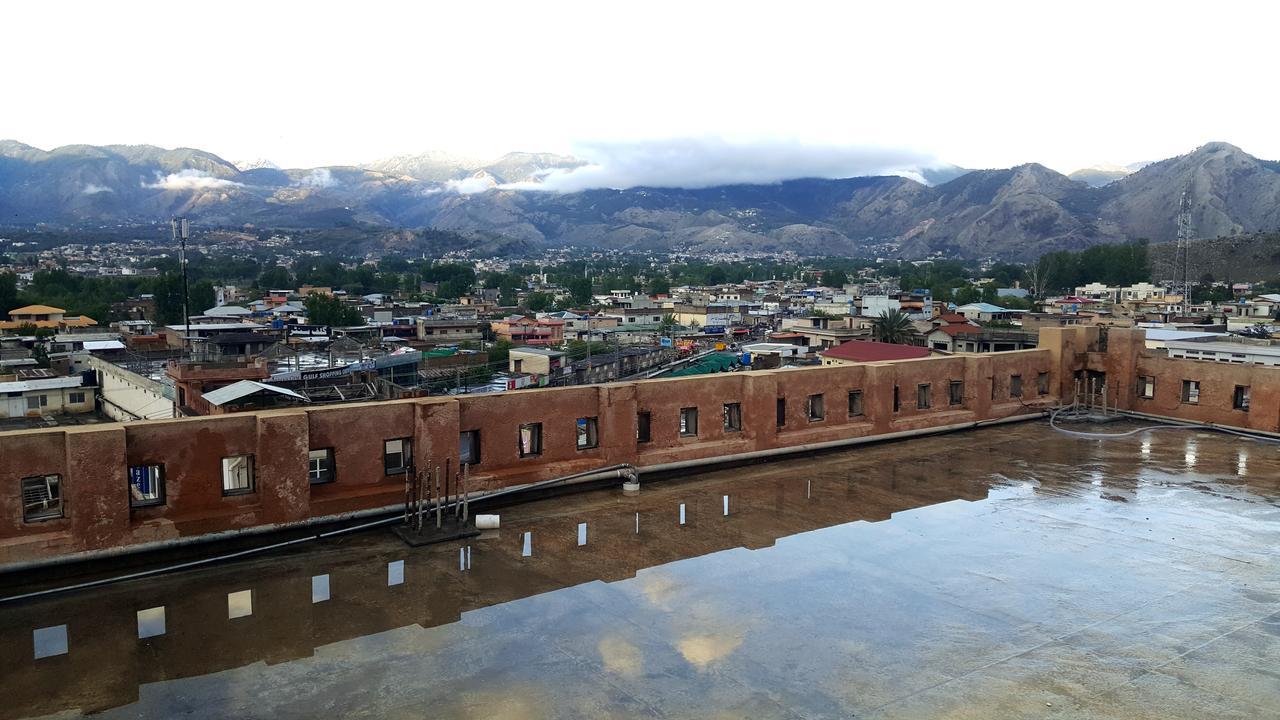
<box><xmin>2</xmin><ymin>421</ymin><xmax>1278</xmax><ymax>718</ymax></box>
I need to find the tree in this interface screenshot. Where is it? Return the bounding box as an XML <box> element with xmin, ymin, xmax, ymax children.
<box><xmin>822</xmin><ymin>268</ymin><xmax>849</xmax><ymax>288</ymax></box>
<box><xmin>0</xmin><ymin>272</ymin><xmax>17</xmax><ymax>316</ymax></box>
<box><xmin>487</xmin><ymin>340</ymin><xmax>514</xmax><ymax>364</ymax></box>
<box><xmin>658</xmin><ymin>313</ymin><xmax>677</xmax><ymax>334</ymax></box>
<box><xmin>191</xmin><ymin>280</ymin><xmax>216</xmax><ymax>314</ymax></box>
<box><xmin>648</xmin><ymin>275</ymin><xmax>671</xmax><ymax>296</ymax></box>
<box><xmin>258</xmin><ymin>265</ymin><xmax>293</xmax><ymax>290</ymax></box>
<box><xmin>871</xmin><ymin>309</ymin><xmax>918</xmax><ymax>345</ymax></box>
<box><xmin>303</xmin><ymin>294</ymin><xmax>363</xmax><ymax>327</ymax></box>
<box><xmin>525</xmin><ymin>292</ymin><xmax>553</xmax><ymax>312</ymax></box>
<box><xmin>566</xmin><ymin>276</ymin><xmax>593</xmax><ymax>306</ymax></box>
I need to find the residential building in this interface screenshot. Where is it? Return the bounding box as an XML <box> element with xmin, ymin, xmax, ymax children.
<box><xmin>509</xmin><ymin>347</ymin><xmax>566</xmax><ymax>376</ymax></box>
<box><xmin>491</xmin><ymin>317</ymin><xmax>565</xmax><ymax>347</ymax></box>
<box><xmin>0</xmin><ymin>375</ymin><xmax>95</xmax><ymax>418</ymax></box>
<box><xmin>819</xmin><ymin>340</ymin><xmax>930</xmax><ymax>366</ymax></box>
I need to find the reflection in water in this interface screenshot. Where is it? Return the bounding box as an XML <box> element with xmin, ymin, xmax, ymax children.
<box><xmin>32</xmin><ymin>624</ymin><xmax>67</xmax><ymax>660</ymax></box>
<box><xmin>226</xmin><ymin>590</ymin><xmax>253</xmax><ymax>619</ymax></box>
<box><xmin>136</xmin><ymin>607</ymin><xmax>165</xmax><ymax>639</ymax></box>
<box><xmin>2</xmin><ymin>422</ymin><xmax>1279</xmax><ymax>719</ymax></box>
<box><xmin>311</xmin><ymin>574</ymin><xmax>329</xmax><ymax>604</ymax></box>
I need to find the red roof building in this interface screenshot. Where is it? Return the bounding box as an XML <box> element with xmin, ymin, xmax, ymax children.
<box><xmin>819</xmin><ymin>340</ymin><xmax>930</xmax><ymax>365</ymax></box>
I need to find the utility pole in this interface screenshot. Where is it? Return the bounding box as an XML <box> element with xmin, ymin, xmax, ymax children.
<box><xmin>171</xmin><ymin>218</ymin><xmax>191</xmax><ymax>357</ymax></box>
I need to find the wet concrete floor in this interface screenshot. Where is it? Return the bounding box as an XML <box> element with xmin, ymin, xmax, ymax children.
<box><xmin>1</xmin><ymin>420</ymin><xmax>1278</xmax><ymax>719</ymax></box>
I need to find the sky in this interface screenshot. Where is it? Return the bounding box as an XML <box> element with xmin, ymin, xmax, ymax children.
<box><xmin>3</xmin><ymin>0</ymin><xmax>1278</xmax><ymax>189</ymax></box>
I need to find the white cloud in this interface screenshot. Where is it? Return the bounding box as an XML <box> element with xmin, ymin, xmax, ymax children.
<box><xmin>81</xmin><ymin>183</ymin><xmax>113</xmax><ymax>194</ymax></box>
<box><xmin>500</xmin><ymin>138</ymin><xmax>942</xmax><ymax>193</ymax></box>
<box><xmin>445</xmin><ymin>174</ymin><xmax>498</xmax><ymax>194</ymax></box>
<box><xmin>298</xmin><ymin>168</ymin><xmax>336</xmax><ymax>188</ymax></box>
<box><xmin>144</xmin><ymin>169</ymin><xmax>242</xmax><ymax>191</ymax></box>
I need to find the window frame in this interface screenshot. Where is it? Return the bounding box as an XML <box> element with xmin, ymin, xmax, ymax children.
<box><xmin>1181</xmin><ymin>379</ymin><xmax>1200</xmax><ymax>404</ymax></box>
<box><xmin>308</xmin><ymin>448</ymin><xmax>335</xmax><ymax>485</ymax></box>
<box><xmin>128</xmin><ymin>463</ymin><xmax>166</xmax><ymax>507</ymax></box>
<box><xmin>460</xmin><ymin>430</ymin><xmax>482</xmax><ymax>465</ymax></box>
<box><xmin>723</xmin><ymin>402</ymin><xmax>743</xmax><ymax>432</ymax></box>
<box><xmin>221</xmin><ymin>455</ymin><xmax>255</xmax><ymax>496</ymax></box>
<box><xmin>679</xmin><ymin>407</ymin><xmax>699</xmax><ymax>437</ymax></box>
<box><xmin>807</xmin><ymin>393</ymin><xmax>825</xmax><ymax>422</ymax></box>
<box><xmin>518</xmin><ymin>422</ymin><xmax>543</xmax><ymax>458</ymax></box>
<box><xmin>776</xmin><ymin>397</ymin><xmax>786</xmax><ymax>426</ymax></box>
<box><xmin>1137</xmin><ymin>375</ymin><xmax>1155</xmax><ymax>399</ymax></box>
<box><xmin>1037</xmin><ymin>372</ymin><xmax>1049</xmax><ymax>396</ymax></box>
<box><xmin>1233</xmin><ymin>385</ymin><xmax>1250</xmax><ymax>411</ymax></box>
<box><xmin>576</xmin><ymin>416</ymin><xmax>600</xmax><ymax>450</ymax></box>
<box><xmin>949</xmin><ymin>380</ymin><xmax>964</xmax><ymax>406</ymax></box>
<box><xmin>847</xmin><ymin>390</ymin><xmax>864</xmax><ymax>417</ymax></box>
<box><xmin>917</xmin><ymin>383</ymin><xmax>931</xmax><ymax>410</ymax></box>
<box><xmin>1010</xmin><ymin>374</ymin><xmax>1023</xmax><ymax>399</ymax></box>
<box><xmin>636</xmin><ymin>411</ymin><xmax>652</xmax><ymax>443</ymax></box>
<box><xmin>68</xmin><ymin>391</ymin><xmax>86</xmax><ymax>404</ymax></box>
<box><xmin>383</xmin><ymin>437</ymin><xmax>413</xmax><ymax>476</ymax></box>
<box><xmin>22</xmin><ymin>474</ymin><xmax>63</xmax><ymax>522</ymax></box>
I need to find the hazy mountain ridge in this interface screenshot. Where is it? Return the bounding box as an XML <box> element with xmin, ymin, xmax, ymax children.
<box><xmin>1</xmin><ymin>140</ymin><xmax>1277</xmax><ymax>260</ymax></box>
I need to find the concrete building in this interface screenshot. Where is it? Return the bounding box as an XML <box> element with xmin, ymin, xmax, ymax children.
<box><xmin>491</xmin><ymin>317</ymin><xmax>565</xmax><ymax>347</ymax></box>
<box><xmin>0</xmin><ymin>375</ymin><xmax>94</xmax><ymax>418</ymax></box>
<box><xmin>414</xmin><ymin>317</ymin><xmax>484</xmax><ymax>345</ymax></box>
<box><xmin>819</xmin><ymin>340</ymin><xmax>931</xmax><ymax>366</ymax></box>
<box><xmin>508</xmin><ymin>347</ymin><xmax>566</xmax><ymax>376</ymax></box>
<box><xmin>0</xmin><ymin>304</ymin><xmax>96</xmax><ymax>332</ymax></box>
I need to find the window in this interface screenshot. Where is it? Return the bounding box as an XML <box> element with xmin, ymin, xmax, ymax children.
<box><xmin>637</xmin><ymin>412</ymin><xmax>652</xmax><ymax>443</ymax></box>
<box><xmin>26</xmin><ymin>395</ymin><xmax>41</xmax><ymax>411</ymax></box>
<box><xmin>22</xmin><ymin>474</ymin><xmax>62</xmax><ymax>522</ymax></box>
<box><xmin>917</xmin><ymin>383</ymin><xmax>931</xmax><ymax>410</ymax></box>
<box><xmin>221</xmin><ymin>455</ymin><xmax>254</xmax><ymax>495</ymax></box>
<box><xmin>1010</xmin><ymin>375</ymin><xmax>1023</xmax><ymax>398</ymax></box>
<box><xmin>308</xmin><ymin>449</ymin><xmax>335</xmax><ymax>484</ymax></box>
<box><xmin>519</xmin><ymin>423</ymin><xmax>543</xmax><ymax>457</ymax></box>
<box><xmin>1233</xmin><ymin>385</ymin><xmax>1250</xmax><ymax>411</ymax></box>
<box><xmin>128</xmin><ymin>464</ymin><xmax>165</xmax><ymax>507</ymax></box>
<box><xmin>1137</xmin><ymin>375</ymin><xmax>1155</xmax><ymax>399</ymax></box>
<box><xmin>848</xmin><ymin>391</ymin><xmax>863</xmax><ymax>417</ymax></box>
<box><xmin>460</xmin><ymin>430</ymin><xmax>481</xmax><ymax>465</ymax></box>
<box><xmin>384</xmin><ymin>438</ymin><xmax>412</xmax><ymax>475</ymax></box>
<box><xmin>949</xmin><ymin>380</ymin><xmax>964</xmax><ymax>406</ymax></box>
<box><xmin>776</xmin><ymin>398</ymin><xmax>786</xmax><ymax>426</ymax></box>
<box><xmin>1181</xmin><ymin>380</ymin><xmax>1200</xmax><ymax>404</ymax></box>
<box><xmin>576</xmin><ymin>417</ymin><xmax>599</xmax><ymax>450</ymax></box>
<box><xmin>807</xmin><ymin>394</ymin><xmax>825</xmax><ymax>421</ymax></box>
<box><xmin>1037</xmin><ymin>372</ymin><xmax>1049</xmax><ymax>395</ymax></box>
<box><xmin>723</xmin><ymin>403</ymin><xmax>743</xmax><ymax>432</ymax></box>
<box><xmin>679</xmin><ymin>407</ymin><xmax>699</xmax><ymax>437</ymax></box>
<box><xmin>893</xmin><ymin>385</ymin><xmax>901</xmax><ymax>413</ymax></box>
<box><xmin>68</xmin><ymin>391</ymin><xmax>86</xmax><ymax>404</ymax></box>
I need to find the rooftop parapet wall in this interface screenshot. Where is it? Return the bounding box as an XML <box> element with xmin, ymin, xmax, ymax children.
<box><xmin>0</xmin><ymin>341</ymin><xmax>1068</xmax><ymax>567</ymax></box>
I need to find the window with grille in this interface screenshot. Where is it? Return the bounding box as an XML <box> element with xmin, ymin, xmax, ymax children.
<box><xmin>22</xmin><ymin>474</ymin><xmax>62</xmax><ymax>522</ymax></box>
<box><xmin>308</xmin><ymin>449</ymin><xmax>335</xmax><ymax>484</ymax></box>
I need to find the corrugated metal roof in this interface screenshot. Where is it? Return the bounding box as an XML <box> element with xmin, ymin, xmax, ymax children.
<box><xmin>83</xmin><ymin>340</ymin><xmax>126</xmax><ymax>351</ymax></box>
<box><xmin>202</xmin><ymin>380</ymin><xmax>308</xmax><ymax>406</ymax></box>
<box><xmin>0</xmin><ymin>376</ymin><xmax>84</xmax><ymax>393</ymax></box>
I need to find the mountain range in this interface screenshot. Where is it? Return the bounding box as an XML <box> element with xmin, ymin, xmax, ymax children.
<box><xmin>2</xmin><ymin>140</ymin><xmax>1278</xmax><ymax>260</ymax></box>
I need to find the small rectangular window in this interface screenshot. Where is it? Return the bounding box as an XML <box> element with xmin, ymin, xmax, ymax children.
<box><xmin>384</xmin><ymin>438</ymin><xmax>412</xmax><ymax>475</ymax></box>
<box><xmin>519</xmin><ymin>423</ymin><xmax>543</xmax><ymax>457</ymax></box>
<box><xmin>1010</xmin><ymin>375</ymin><xmax>1023</xmax><ymax>398</ymax></box>
<box><xmin>1233</xmin><ymin>385</ymin><xmax>1250</xmax><ymax>411</ymax></box>
<box><xmin>893</xmin><ymin>385</ymin><xmax>901</xmax><ymax>413</ymax></box>
<box><xmin>460</xmin><ymin>430</ymin><xmax>481</xmax><ymax>465</ymax></box>
<box><xmin>1037</xmin><ymin>372</ymin><xmax>1049</xmax><ymax>395</ymax></box>
<box><xmin>723</xmin><ymin>403</ymin><xmax>742</xmax><ymax>432</ymax></box>
<box><xmin>917</xmin><ymin>383</ymin><xmax>931</xmax><ymax>410</ymax></box>
<box><xmin>949</xmin><ymin>380</ymin><xmax>964</xmax><ymax>406</ymax></box>
<box><xmin>807</xmin><ymin>394</ymin><xmax>825</xmax><ymax>421</ymax></box>
<box><xmin>222</xmin><ymin>455</ymin><xmax>254</xmax><ymax>495</ymax></box>
<box><xmin>308</xmin><ymin>448</ymin><xmax>335</xmax><ymax>484</ymax></box>
<box><xmin>847</xmin><ymin>391</ymin><xmax>863</xmax><ymax>417</ymax></box>
<box><xmin>68</xmin><ymin>391</ymin><xmax>86</xmax><ymax>404</ymax></box>
<box><xmin>26</xmin><ymin>395</ymin><xmax>40</xmax><ymax>411</ymax></box>
<box><xmin>776</xmin><ymin>398</ymin><xmax>786</xmax><ymax>426</ymax></box>
<box><xmin>22</xmin><ymin>474</ymin><xmax>62</xmax><ymax>522</ymax></box>
<box><xmin>128</xmin><ymin>464</ymin><xmax>165</xmax><ymax>506</ymax></box>
<box><xmin>576</xmin><ymin>417</ymin><xmax>599</xmax><ymax>450</ymax></box>
<box><xmin>1137</xmin><ymin>376</ymin><xmax>1155</xmax><ymax>399</ymax></box>
<box><xmin>637</xmin><ymin>412</ymin><xmax>651</xmax><ymax>443</ymax></box>
<box><xmin>1181</xmin><ymin>380</ymin><xmax>1200</xmax><ymax>404</ymax></box>
<box><xmin>680</xmin><ymin>407</ymin><xmax>699</xmax><ymax>437</ymax></box>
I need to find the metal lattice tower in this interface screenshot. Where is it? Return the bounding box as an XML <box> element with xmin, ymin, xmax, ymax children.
<box><xmin>1174</xmin><ymin>187</ymin><xmax>1193</xmax><ymax>305</ymax></box>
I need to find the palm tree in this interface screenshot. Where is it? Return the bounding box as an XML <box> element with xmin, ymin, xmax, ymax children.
<box><xmin>872</xmin><ymin>309</ymin><xmax>918</xmax><ymax>345</ymax></box>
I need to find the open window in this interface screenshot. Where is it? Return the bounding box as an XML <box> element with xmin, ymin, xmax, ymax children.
<box><xmin>22</xmin><ymin>474</ymin><xmax>62</xmax><ymax>522</ymax></box>
<box><xmin>723</xmin><ymin>403</ymin><xmax>742</xmax><ymax>432</ymax></box>
<box><xmin>807</xmin><ymin>394</ymin><xmax>825</xmax><ymax>421</ymax></box>
<box><xmin>576</xmin><ymin>417</ymin><xmax>599</xmax><ymax>450</ymax></box>
<box><xmin>221</xmin><ymin>455</ymin><xmax>254</xmax><ymax>495</ymax></box>
<box><xmin>128</xmin><ymin>464</ymin><xmax>165</xmax><ymax>507</ymax></box>
<box><xmin>636</xmin><ymin>412</ymin><xmax>652</xmax><ymax>443</ymax></box>
<box><xmin>1137</xmin><ymin>375</ymin><xmax>1155</xmax><ymax>399</ymax></box>
<box><xmin>460</xmin><ymin>430</ymin><xmax>481</xmax><ymax>465</ymax></box>
<box><xmin>1181</xmin><ymin>380</ymin><xmax>1200</xmax><ymax>404</ymax></box>
<box><xmin>1233</xmin><ymin>385</ymin><xmax>1250</xmax><ymax>411</ymax></box>
<box><xmin>679</xmin><ymin>407</ymin><xmax>699</xmax><ymax>437</ymax></box>
<box><xmin>383</xmin><ymin>438</ymin><xmax>412</xmax><ymax>475</ymax></box>
<box><xmin>519</xmin><ymin>423</ymin><xmax>543</xmax><ymax>457</ymax></box>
